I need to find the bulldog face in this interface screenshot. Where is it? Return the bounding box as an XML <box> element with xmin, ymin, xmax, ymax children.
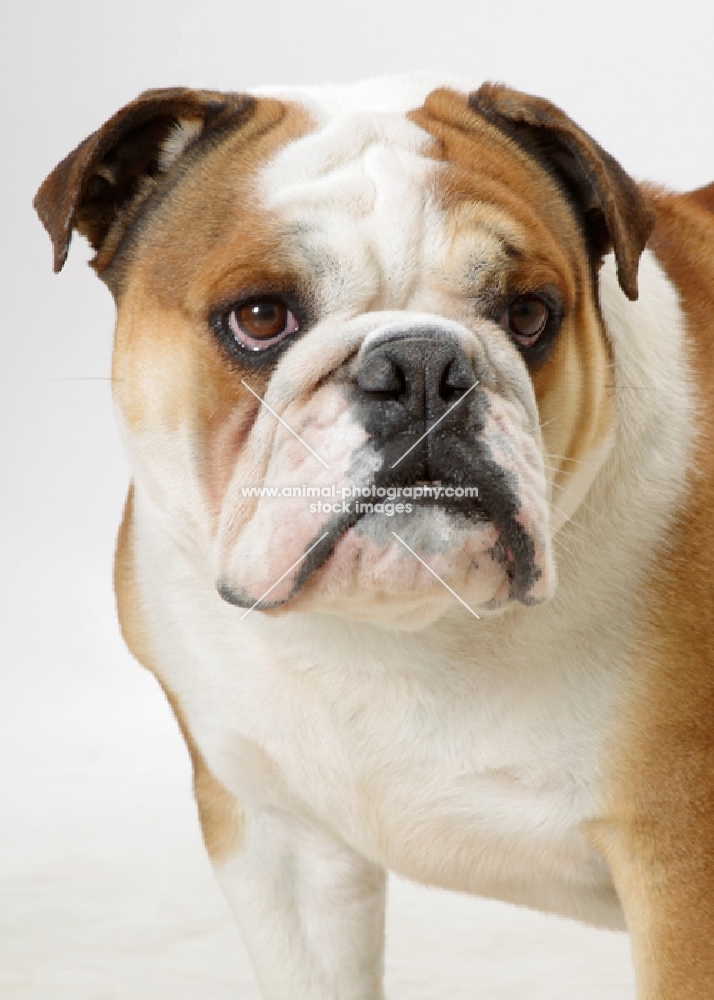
<box><xmin>35</xmin><ymin>78</ymin><xmax>654</xmax><ymax>625</ymax></box>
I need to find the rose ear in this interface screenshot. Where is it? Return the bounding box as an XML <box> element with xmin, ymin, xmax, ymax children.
<box><xmin>469</xmin><ymin>83</ymin><xmax>655</xmax><ymax>300</ymax></box>
<box><xmin>34</xmin><ymin>87</ymin><xmax>254</xmax><ymax>274</ymax></box>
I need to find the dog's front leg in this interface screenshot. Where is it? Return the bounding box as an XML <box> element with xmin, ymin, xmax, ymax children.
<box><xmin>210</xmin><ymin>800</ymin><xmax>387</xmax><ymax>1000</ymax></box>
<box><xmin>597</xmin><ymin>814</ymin><xmax>714</xmax><ymax>999</ymax></box>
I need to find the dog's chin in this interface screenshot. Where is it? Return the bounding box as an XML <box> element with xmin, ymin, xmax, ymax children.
<box><xmin>220</xmin><ymin>506</ymin><xmax>556</xmax><ymax>628</ymax></box>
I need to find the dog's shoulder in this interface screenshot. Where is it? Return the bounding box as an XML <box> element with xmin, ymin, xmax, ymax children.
<box><xmin>682</xmin><ymin>181</ymin><xmax>714</xmax><ymax>216</ymax></box>
<box><xmin>646</xmin><ymin>182</ymin><xmax>714</xmax><ymax>332</ymax></box>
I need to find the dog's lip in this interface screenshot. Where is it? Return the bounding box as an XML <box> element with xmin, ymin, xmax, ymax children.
<box><xmin>217</xmin><ymin>477</ymin><xmax>540</xmax><ymax>611</ymax></box>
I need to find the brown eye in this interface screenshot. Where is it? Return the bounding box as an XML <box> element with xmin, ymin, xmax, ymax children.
<box><xmin>228</xmin><ymin>300</ymin><xmax>299</xmax><ymax>351</ymax></box>
<box><xmin>501</xmin><ymin>295</ymin><xmax>550</xmax><ymax>346</ymax></box>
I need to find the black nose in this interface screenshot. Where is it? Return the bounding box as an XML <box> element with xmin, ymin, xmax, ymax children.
<box><xmin>356</xmin><ymin>332</ymin><xmax>476</xmax><ymax>423</ymax></box>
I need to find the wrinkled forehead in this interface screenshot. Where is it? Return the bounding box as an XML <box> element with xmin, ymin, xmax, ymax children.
<box><xmin>255</xmin><ymin>85</ymin><xmax>445</xmax><ymax>309</ymax></box>
<box><xmin>133</xmin><ymin>76</ymin><xmax>578</xmax><ymax>312</ymax></box>
<box><xmin>251</xmin><ymin>76</ymin><xmax>576</xmax><ymax>304</ymax></box>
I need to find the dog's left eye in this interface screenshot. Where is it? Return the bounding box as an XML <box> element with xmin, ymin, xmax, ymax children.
<box><xmin>500</xmin><ymin>295</ymin><xmax>550</xmax><ymax>347</ymax></box>
<box><xmin>227</xmin><ymin>300</ymin><xmax>300</xmax><ymax>351</ymax></box>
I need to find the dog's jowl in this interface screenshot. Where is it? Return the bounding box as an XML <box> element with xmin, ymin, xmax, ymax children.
<box><xmin>36</xmin><ymin>76</ymin><xmax>714</xmax><ymax>999</ymax></box>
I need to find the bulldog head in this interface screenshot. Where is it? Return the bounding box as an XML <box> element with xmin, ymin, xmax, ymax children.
<box><xmin>35</xmin><ymin>77</ymin><xmax>654</xmax><ymax>626</ymax></box>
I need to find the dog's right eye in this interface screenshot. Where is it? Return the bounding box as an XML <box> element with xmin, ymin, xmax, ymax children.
<box><xmin>227</xmin><ymin>299</ymin><xmax>300</xmax><ymax>352</ymax></box>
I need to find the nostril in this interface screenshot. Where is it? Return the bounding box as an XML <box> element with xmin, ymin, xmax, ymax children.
<box><xmin>357</xmin><ymin>353</ymin><xmax>404</xmax><ymax>396</ymax></box>
<box><xmin>440</xmin><ymin>354</ymin><xmax>477</xmax><ymax>402</ymax></box>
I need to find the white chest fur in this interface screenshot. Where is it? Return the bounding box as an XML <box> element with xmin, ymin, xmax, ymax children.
<box><xmin>134</xmin><ymin>494</ymin><xmax>627</xmax><ymax>928</ymax></box>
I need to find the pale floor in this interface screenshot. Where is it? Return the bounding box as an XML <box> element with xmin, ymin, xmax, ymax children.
<box><xmin>1</xmin><ymin>561</ymin><xmax>636</xmax><ymax>1000</ymax></box>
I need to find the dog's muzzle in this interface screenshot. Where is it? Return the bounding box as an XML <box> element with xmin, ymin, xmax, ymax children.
<box><xmin>349</xmin><ymin>328</ymin><xmax>544</xmax><ymax>602</ymax></box>
<box><xmin>217</xmin><ymin>324</ymin><xmax>551</xmax><ymax>613</ymax></box>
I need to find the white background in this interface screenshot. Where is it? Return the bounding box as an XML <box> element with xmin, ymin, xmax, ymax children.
<box><xmin>2</xmin><ymin>1</ymin><xmax>712</xmax><ymax>997</ymax></box>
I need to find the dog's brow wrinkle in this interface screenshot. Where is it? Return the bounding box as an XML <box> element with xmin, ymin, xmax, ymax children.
<box><xmin>259</xmin><ymin>111</ymin><xmax>438</xmax><ymax>313</ymax></box>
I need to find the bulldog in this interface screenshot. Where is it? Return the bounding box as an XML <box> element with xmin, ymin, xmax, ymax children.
<box><xmin>35</xmin><ymin>75</ymin><xmax>714</xmax><ymax>999</ymax></box>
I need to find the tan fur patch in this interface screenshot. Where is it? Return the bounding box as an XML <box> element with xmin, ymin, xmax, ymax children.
<box><xmin>114</xmin><ymin>488</ymin><xmax>243</xmax><ymax>863</ymax></box>
<box><xmin>111</xmin><ymin>99</ymin><xmax>315</xmax><ymax>516</ymax></box>
<box><xmin>593</xmin><ymin>188</ymin><xmax>714</xmax><ymax>997</ymax></box>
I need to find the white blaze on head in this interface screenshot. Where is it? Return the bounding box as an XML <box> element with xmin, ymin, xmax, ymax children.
<box><xmin>257</xmin><ymin>99</ymin><xmax>444</xmax><ymax>314</ymax></box>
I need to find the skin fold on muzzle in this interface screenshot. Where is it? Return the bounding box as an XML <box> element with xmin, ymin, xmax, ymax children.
<box><xmin>217</xmin><ymin>316</ymin><xmax>552</xmax><ymax>615</ymax></box>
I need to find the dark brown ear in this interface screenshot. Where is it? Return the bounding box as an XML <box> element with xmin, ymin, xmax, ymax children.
<box><xmin>34</xmin><ymin>87</ymin><xmax>254</xmax><ymax>274</ymax></box>
<box><xmin>469</xmin><ymin>83</ymin><xmax>655</xmax><ymax>300</ymax></box>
